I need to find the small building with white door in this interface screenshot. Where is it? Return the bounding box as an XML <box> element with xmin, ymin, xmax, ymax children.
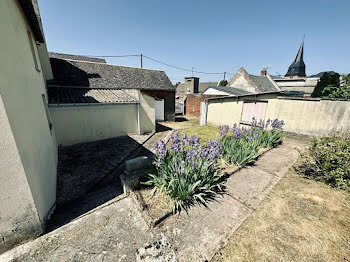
<box><xmin>49</xmin><ymin>52</ymin><xmax>176</xmax><ymax>125</ymax></box>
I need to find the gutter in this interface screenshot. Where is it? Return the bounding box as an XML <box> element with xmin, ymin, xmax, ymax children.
<box><xmin>49</xmin><ymin>102</ymin><xmax>139</xmax><ymax>107</ymax></box>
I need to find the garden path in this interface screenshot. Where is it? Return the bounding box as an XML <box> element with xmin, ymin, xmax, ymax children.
<box><xmin>0</xmin><ymin>135</ymin><xmax>307</xmax><ymax>262</ymax></box>
<box><xmin>156</xmin><ymin>136</ymin><xmax>307</xmax><ymax>262</ymax></box>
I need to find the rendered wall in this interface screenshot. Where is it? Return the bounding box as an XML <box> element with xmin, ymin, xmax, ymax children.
<box><xmin>206</xmin><ymin>94</ymin><xmax>350</xmax><ymax>136</ymax></box>
<box><xmin>139</xmin><ymin>91</ymin><xmax>156</xmax><ymax>133</ymax></box>
<box><xmin>206</xmin><ymin>94</ymin><xmax>279</xmax><ymax>127</ymax></box>
<box><xmin>207</xmin><ymin>99</ymin><xmax>244</xmax><ymax>127</ymax></box>
<box><xmin>50</xmin><ymin>104</ymin><xmax>139</xmax><ymax>146</ymax></box>
<box><xmin>266</xmin><ymin>98</ymin><xmax>350</xmax><ymax>136</ymax></box>
<box><xmin>0</xmin><ymin>96</ymin><xmax>43</xmax><ymax>254</ymax></box>
<box><xmin>0</xmin><ymin>0</ymin><xmax>58</xmax><ymax>252</ymax></box>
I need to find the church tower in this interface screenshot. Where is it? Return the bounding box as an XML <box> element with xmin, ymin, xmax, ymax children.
<box><xmin>285</xmin><ymin>41</ymin><xmax>306</xmax><ymax>78</ymax></box>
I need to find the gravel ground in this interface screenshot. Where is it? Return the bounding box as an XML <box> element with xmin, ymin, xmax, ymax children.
<box><xmin>56</xmin><ymin>134</ymin><xmax>151</xmax><ymax>205</ymax></box>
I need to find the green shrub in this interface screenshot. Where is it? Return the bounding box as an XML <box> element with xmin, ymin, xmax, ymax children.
<box><xmin>297</xmin><ymin>133</ymin><xmax>350</xmax><ymax>190</ymax></box>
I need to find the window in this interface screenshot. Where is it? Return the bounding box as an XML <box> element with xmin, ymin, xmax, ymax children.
<box><xmin>27</xmin><ymin>30</ymin><xmax>40</xmax><ymax>72</ymax></box>
<box><xmin>41</xmin><ymin>94</ymin><xmax>53</xmax><ymax>132</ymax></box>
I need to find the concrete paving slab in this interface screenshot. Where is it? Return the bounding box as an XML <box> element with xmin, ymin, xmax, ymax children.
<box><xmin>158</xmin><ymin>196</ymin><xmax>251</xmax><ymax>262</ymax></box>
<box><xmin>253</xmin><ymin>143</ymin><xmax>301</xmax><ymax>177</ymax></box>
<box><xmin>226</xmin><ymin>167</ymin><xmax>281</xmax><ymax>209</ymax></box>
<box><xmin>2</xmin><ymin>198</ymin><xmax>153</xmax><ymax>262</ymax></box>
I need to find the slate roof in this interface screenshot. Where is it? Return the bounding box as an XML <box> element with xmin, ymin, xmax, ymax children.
<box><xmin>285</xmin><ymin>41</ymin><xmax>306</xmax><ymax>77</ymax></box>
<box><xmin>48</xmin><ymin>87</ymin><xmax>137</xmax><ymax>104</ymax></box>
<box><xmin>49</xmin><ymin>56</ymin><xmax>175</xmax><ymax>91</ymax></box>
<box><xmin>49</xmin><ymin>52</ymin><xmax>107</xmax><ymax>63</ymax></box>
<box><xmin>249</xmin><ymin>75</ymin><xmax>280</xmax><ymax>92</ymax></box>
<box><xmin>204</xmin><ymin>86</ymin><xmax>252</xmax><ymax>96</ymax></box>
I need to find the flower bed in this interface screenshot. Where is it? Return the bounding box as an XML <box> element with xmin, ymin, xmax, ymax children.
<box><xmin>219</xmin><ymin>118</ymin><xmax>285</xmax><ymax>167</ymax></box>
<box><xmin>143</xmin><ymin>132</ymin><xmax>225</xmax><ymax>212</ymax></box>
<box><xmin>143</xmin><ymin>118</ymin><xmax>285</xmax><ymax>213</ymax></box>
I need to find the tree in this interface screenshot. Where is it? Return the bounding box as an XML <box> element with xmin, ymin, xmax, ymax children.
<box><xmin>321</xmin><ymin>74</ymin><xmax>350</xmax><ymax>99</ymax></box>
<box><xmin>218</xmin><ymin>80</ymin><xmax>228</xmax><ymax>86</ymax></box>
<box><xmin>311</xmin><ymin>72</ymin><xmax>340</xmax><ymax>98</ymax></box>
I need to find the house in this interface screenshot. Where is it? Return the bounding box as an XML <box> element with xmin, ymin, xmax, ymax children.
<box><xmin>0</xmin><ymin>0</ymin><xmax>175</xmax><ymax>253</ymax></box>
<box><xmin>271</xmin><ymin>41</ymin><xmax>319</xmax><ymax>97</ymax></box>
<box><xmin>175</xmin><ymin>77</ymin><xmax>221</xmax><ymax>116</ymax></box>
<box><xmin>0</xmin><ymin>0</ymin><xmax>58</xmax><ymax>253</ymax></box>
<box><xmin>227</xmin><ymin>67</ymin><xmax>281</xmax><ymax>94</ymax></box>
<box><xmin>176</xmin><ymin>77</ymin><xmax>219</xmax><ymax>98</ymax></box>
<box><xmin>48</xmin><ymin>53</ymin><xmax>175</xmax><ymax>144</ymax></box>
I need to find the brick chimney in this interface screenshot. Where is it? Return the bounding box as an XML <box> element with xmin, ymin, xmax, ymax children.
<box><xmin>261</xmin><ymin>68</ymin><xmax>267</xmax><ymax>76</ymax></box>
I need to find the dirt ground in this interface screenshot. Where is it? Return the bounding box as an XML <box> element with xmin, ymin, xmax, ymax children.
<box><xmin>211</xmin><ymin>163</ymin><xmax>350</xmax><ymax>262</ymax></box>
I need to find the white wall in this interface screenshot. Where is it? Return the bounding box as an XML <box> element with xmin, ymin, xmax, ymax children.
<box><xmin>50</xmin><ymin>104</ymin><xmax>139</xmax><ymax>146</ymax></box>
<box><xmin>206</xmin><ymin>94</ymin><xmax>350</xmax><ymax>136</ymax></box>
<box><xmin>266</xmin><ymin>98</ymin><xmax>350</xmax><ymax>136</ymax></box>
<box><xmin>139</xmin><ymin>91</ymin><xmax>156</xmax><ymax>133</ymax></box>
<box><xmin>206</xmin><ymin>94</ymin><xmax>279</xmax><ymax>127</ymax></box>
<box><xmin>0</xmin><ymin>0</ymin><xmax>58</xmax><ymax>252</ymax></box>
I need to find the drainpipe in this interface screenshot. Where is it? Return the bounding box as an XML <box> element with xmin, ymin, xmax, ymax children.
<box><xmin>137</xmin><ymin>102</ymin><xmax>141</xmax><ymax>135</ymax></box>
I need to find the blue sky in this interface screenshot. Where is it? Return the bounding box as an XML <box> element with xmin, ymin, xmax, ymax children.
<box><xmin>38</xmin><ymin>0</ymin><xmax>350</xmax><ymax>83</ymax></box>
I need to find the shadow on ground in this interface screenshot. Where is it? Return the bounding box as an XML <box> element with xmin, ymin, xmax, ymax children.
<box><xmin>47</xmin><ymin>135</ymin><xmax>155</xmax><ymax>232</ymax></box>
<box><xmin>156</xmin><ymin>122</ymin><xmax>173</xmax><ymax>132</ymax></box>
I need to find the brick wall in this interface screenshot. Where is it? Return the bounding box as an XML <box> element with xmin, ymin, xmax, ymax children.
<box><xmin>185</xmin><ymin>94</ymin><xmax>224</xmax><ymax>117</ymax></box>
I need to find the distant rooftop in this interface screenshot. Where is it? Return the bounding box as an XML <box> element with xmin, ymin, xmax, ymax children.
<box><xmin>249</xmin><ymin>74</ymin><xmax>279</xmax><ymax>92</ymax></box>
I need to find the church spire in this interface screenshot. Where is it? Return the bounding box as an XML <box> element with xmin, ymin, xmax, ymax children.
<box><xmin>285</xmin><ymin>40</ymin><xmax>306</xmax><ymax>78</ymax></box>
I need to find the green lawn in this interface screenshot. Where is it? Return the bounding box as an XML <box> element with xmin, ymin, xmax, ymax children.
<box><xmin>178</xmin><ymin>125</ymin><xmax>219</xmax><ymax>143</ymax></box>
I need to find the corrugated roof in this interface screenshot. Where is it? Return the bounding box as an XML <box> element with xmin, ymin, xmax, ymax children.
<box><xmin>48</xmin><ymin>88</ymin><xmax>137</xmax><ymax>104</ymax></box>
<box><xmin>204</xmin><ymin>86</ymin><xmax>252</xmax><ymax>96</ymax></box>
<box><xmin>49</xmin><ymin>52</ymin><xmax>107</xmax><ymax>63</ymax></box>
<box><xmin>49</xmin><ymin>57</ymin><xmax>175</xmax><ymax>91</ymax></box>
<box><xmin>249</xmin><ymin>75</ymin><xmax>280</xmax><ymax>92</ymax></box>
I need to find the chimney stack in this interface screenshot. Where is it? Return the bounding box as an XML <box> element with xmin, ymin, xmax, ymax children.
<box><xmin>184</xmin><ymin>77</ymin><xmax>199</xmax><ymax>94</ymax></box>
<box><xmin>261</xmin><ymin>68</ymin><xmax>267</xmax><ymax>76</ymax></box>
